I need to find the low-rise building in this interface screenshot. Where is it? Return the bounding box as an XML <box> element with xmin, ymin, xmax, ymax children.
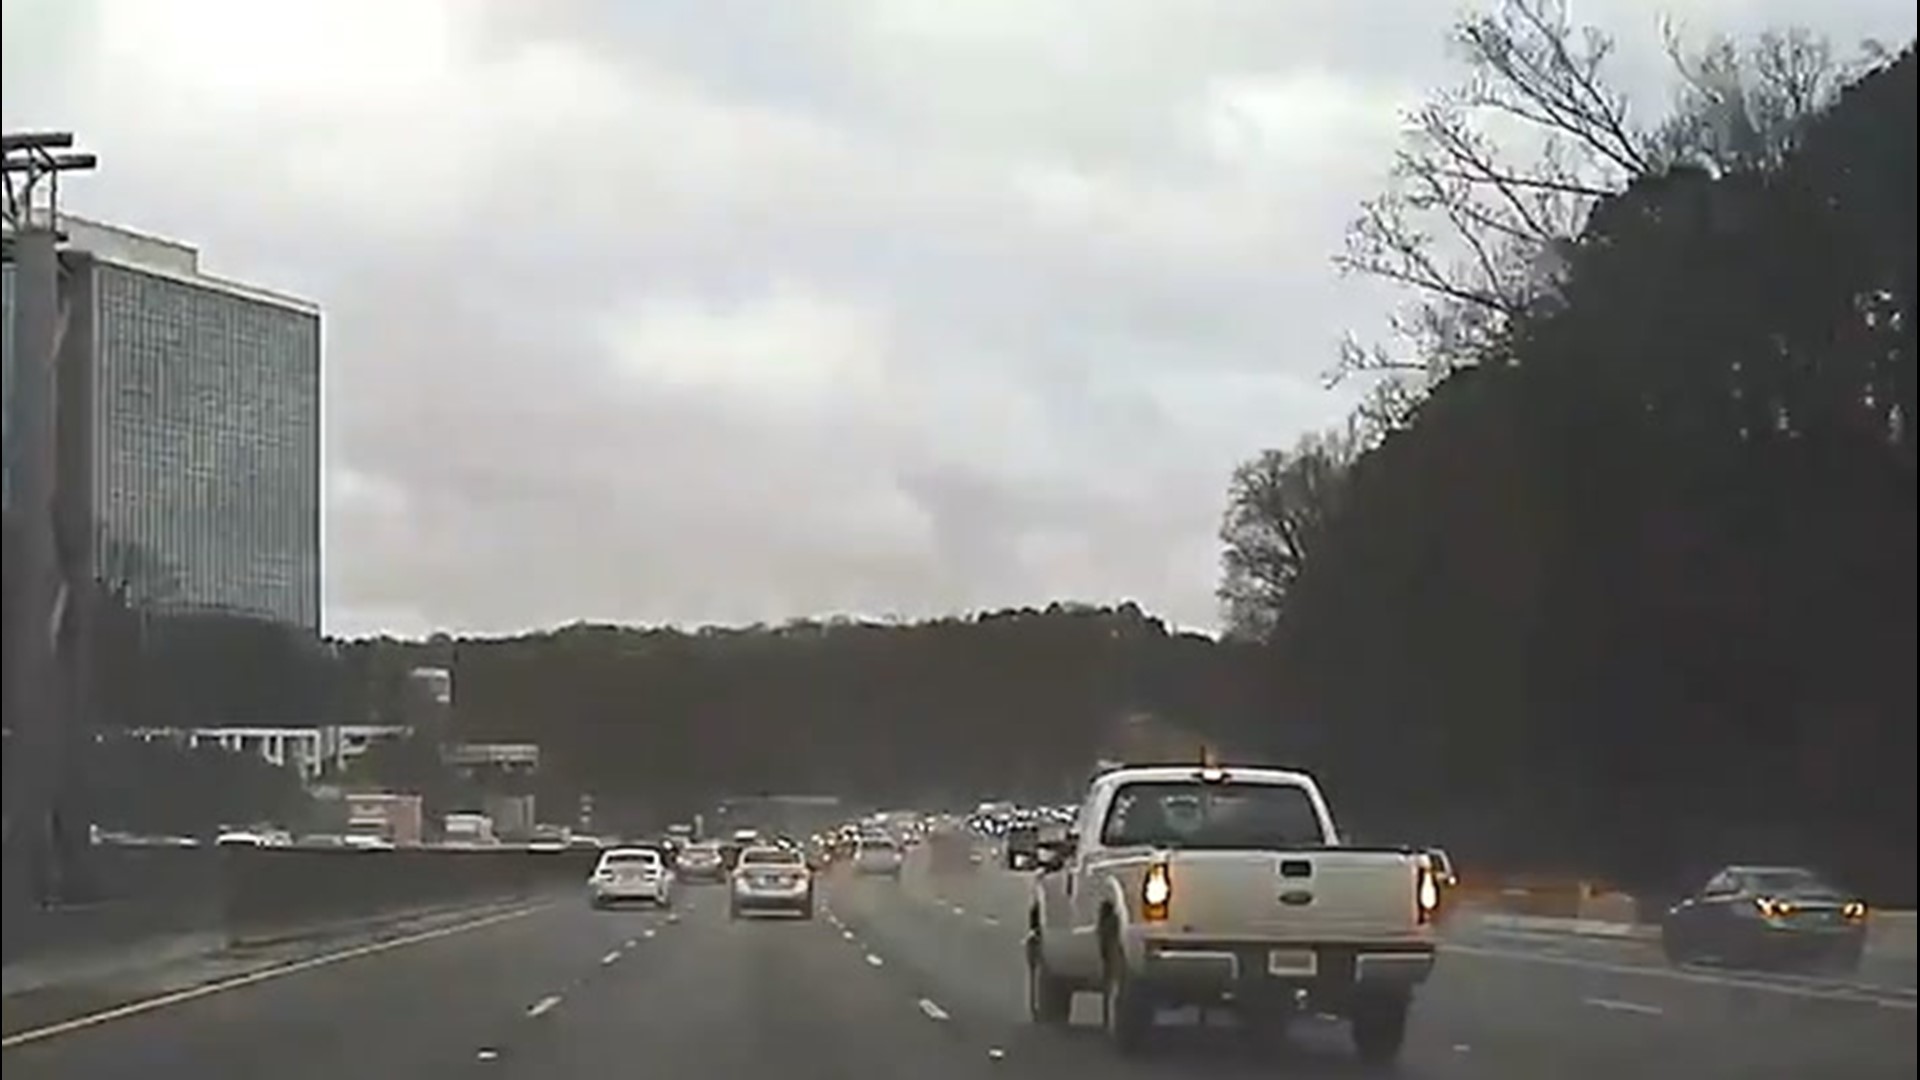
<box><xmin>122</xmin><ymin>723</ymin><xmax>410</xmax><ymax>780</ymax></box>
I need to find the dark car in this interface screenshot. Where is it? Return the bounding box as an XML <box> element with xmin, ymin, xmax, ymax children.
<box><xmin>1661</xmin><ymin>865</ymin><xmax>1868</xmax><ymax>972</ymax></box>
<box><xmin>677</xmin><ymin>841</ymin><xmax>728</xmax><ymax>883</ymax></box>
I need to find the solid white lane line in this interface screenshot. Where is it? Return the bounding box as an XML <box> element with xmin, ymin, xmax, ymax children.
<box><xmin>0</xmin><ymin>903</ymin><xmax>550</xmax><ymax>1050</ymax></box>
<box><xmin>527</xmin><ymin>994</ymin><xmax>563</xmax><ymax>1018</ymax></box>
<box><xmin>1446</xmin><ymin>942</ymin><xmax>1916</xmax><ymax>1010</ymax></box>
<box><xmin>1584</xmin><ymin>997</ymin><xmax>1664</xmax><ymax>1016</ymax></box>
<box><xmin>917</xmin><ymin>997</ymin><xmax>950</xmax><ymax>1021</ymax></box>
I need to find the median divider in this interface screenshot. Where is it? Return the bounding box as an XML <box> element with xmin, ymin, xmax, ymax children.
<box><xmin>3</xmin><ymin>845</ymin><xmax>601</xmax><ymax>1000</ymax></box>
<box><xmin>2</xmin><ymin>846</ymin><xmax>226</xmax><ymax>998</ymax></box>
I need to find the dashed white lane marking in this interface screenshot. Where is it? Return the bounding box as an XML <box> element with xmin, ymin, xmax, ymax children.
<box><xmin>476</xmin><ymin>1048</ymin><xmax>500</xmax><ymax>1062</ymax></box>
<box><xmin>527</xmin><ymin>995</ymin><xmax>564</xmax><ymax>1018</ymax></box>
<box><xmin>865</xmin><ymin>953</ymin><xmax>885</xmax><ymax>967</ymax></box>
<box><xmin>1584</xmin><ymin>997</ymin><xmax>1664</xmax><ymax>1016</ymax></box>
<box><xmin>917</xmin><ymin>997</ymin><xmax>951</xmax><ymax>1021</ymax></box>
<box><xmin>987</xmin><ymin>1047</ymin><xmax>1006</xmax><ymax>1061</ymax></box>
<box><xmin>625</xmin><ymin>938</ymin><xmax>638</xmax><ymax>948</ymax></box>
<box><xmin>600</xmin><ymin>950</ymin><xmax>621</xmax><ymax>966</ymax></box>
<box><xmin>843</xmin><ymin>929</ymin><xmax>857</xmax><ymax>941</ymax></box>
<box><xmin>0</xmin><ymin>903</ymin><xmax>550</xmax><ymax>1050</ymax></box>
<box><xmin>643</xmin><ymin>928</ymin><xmax>658</xmax><ymax>939</ymax></box>
<box><xmin>981</xmin><ymin>915</ymin><xmax>1000</xmax><ymax>926</ymax></box>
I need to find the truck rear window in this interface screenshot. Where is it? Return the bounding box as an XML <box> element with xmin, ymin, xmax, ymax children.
<box><xmin>1101</xmin><ymin>782</ymin><xmax>1327</xmax><ymax>849</ymax></box>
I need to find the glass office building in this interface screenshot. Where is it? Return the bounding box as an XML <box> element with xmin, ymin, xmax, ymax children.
<box><xmin>2</xmin><ymin>218</ymin><xmax>321</xmax><ymax>631</ymax></box>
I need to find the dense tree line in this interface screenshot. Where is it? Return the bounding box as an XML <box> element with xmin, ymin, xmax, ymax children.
<box><xmin>1222</xmin><ymin>5</ymin><xmax>1914</xmax><ymax>901</ymax></box>
<box><xmin>335</xmin><ymin>605</ymin><xmax>1257</xmax><ymax>831</ymax></box>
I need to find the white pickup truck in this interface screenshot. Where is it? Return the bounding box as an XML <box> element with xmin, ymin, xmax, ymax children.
<box><xmin>1014</xmin><ymin>763</ymin><xmax>1440</xmax><ymax>1062</ymax></box>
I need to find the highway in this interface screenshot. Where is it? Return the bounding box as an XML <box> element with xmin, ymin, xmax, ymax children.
<box><xmin>3</xmin><ymin>852</ymin><xmax>1913</xmax><ymax>1079</ymax></box>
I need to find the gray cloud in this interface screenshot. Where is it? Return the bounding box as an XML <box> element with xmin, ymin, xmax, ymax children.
<box><xmin>4</xmin><ymin>0</ymin><xmax>1913</xmax><ymax>636</ymax></box>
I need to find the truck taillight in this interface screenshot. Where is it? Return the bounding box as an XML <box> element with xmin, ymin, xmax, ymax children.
<box><xmin>1416</xmin><ymin>864</ymin><xmax>1441</xmax><ymax>925</ymax></box>
<box><xmin>1142</xmin><ymin>861</ymin><xmax>1172</xmax><ymax>922</ymax></box>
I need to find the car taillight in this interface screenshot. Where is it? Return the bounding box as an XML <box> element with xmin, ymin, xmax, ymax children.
<box><xmin>1141</xmin><ymin>862</ymin><xmax>1172</xmax><ymax>922</ymax></box>
<box><xmin>1416</xmin><ymin>865</ymin><xmax>1440</xmax><ymax>925</ymax></box>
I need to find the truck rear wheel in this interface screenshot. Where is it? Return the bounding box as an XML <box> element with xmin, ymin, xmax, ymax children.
<box><xmin>1350</xmin><ymin>989</ymin><xmax>1410</xmax><ymax>1065</ymax></box>
<box><xmin>1101</xmin><ymin>938</ymin><xmax>1151</xmax><ymax>1054</ymax></box>
<box><xmin>1025</xmin><ymin>936</ymin><xmax>1073</xmax><ymax>1024</ymax></box>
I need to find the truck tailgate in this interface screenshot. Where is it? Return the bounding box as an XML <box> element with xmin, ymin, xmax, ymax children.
<box><xmin>1163</xmin><ymin>849</ymin><xmax>1423</xmax><ymax>940</ymax></box>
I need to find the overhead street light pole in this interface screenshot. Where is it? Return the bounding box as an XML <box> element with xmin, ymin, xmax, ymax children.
<box><xmin>3</xmin><ymin>130</ymin><xmax>98</xmax><ymax>904</ymax></box>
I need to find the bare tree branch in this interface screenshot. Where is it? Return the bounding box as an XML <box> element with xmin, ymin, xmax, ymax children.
<box><xmin>1329</xmin><ymin>0</ymin><xmax>1860</xmax><ymax>420</ymax></box>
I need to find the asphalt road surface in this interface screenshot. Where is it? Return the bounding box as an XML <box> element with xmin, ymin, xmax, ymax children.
<box><xmin>3</xmin><ymin>852</ymin><xmax>1913</xmax><ymax>1079</ymax></box>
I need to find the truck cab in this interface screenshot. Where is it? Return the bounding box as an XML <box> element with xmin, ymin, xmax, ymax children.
<box><xmin>1013</xmin><ymin>763</ymin><xmax>1439</xmax><ymax>1062</ymax></box>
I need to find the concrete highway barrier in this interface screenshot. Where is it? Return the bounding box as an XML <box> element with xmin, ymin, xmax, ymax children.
<box><xmin>223</xmin><ymin>846</ymin><xmax>595</xmax><ymax>943</ymax></box>
<box><xmin>1</xmin><ymin>846</ymin><xmax>226</xmax><ymax>996</ymax></box>
<box><xmin>2</xmin><ymin>844</ymin><xmax>601</xmax><ymax>997</ymax></box>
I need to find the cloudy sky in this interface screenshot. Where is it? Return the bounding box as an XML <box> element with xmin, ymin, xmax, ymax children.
<box><xmin>4</xmin><ymin>0</ymin><xmax>1912</xmax><ymax>638</ymax></box>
